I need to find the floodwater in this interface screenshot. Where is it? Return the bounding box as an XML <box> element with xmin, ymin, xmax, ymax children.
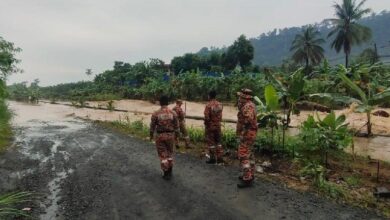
<box><xmin>351</xmin><ymin>136</ymin><xmax>390</xmax><ymax>162</ymax></box>
<box><xmin>8</xmin><ymin>101</ymin><xmax>390</xmax><ymax>163</ymax></box>
<box><xmin>8</xmin><ymin>101</ymin><xmax>89</xmax><ymax>219</ymax></box>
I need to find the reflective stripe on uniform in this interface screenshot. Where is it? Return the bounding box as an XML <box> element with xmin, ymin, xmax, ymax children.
<box><xmin>242</xmin><ymin>163</ymin><xmax>251</xmax><ymax>168</ymax></box>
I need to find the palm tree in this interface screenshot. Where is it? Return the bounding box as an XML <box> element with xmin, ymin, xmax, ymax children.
<box><xmin>290</xmin><ymin>26</ymin><xmax>325</xmax><ymax>72</ymax></box>
<box><xmin>85</xmin><ymin>69</ymin><xmax>93</xmax><ymax>76</ymax></box>
<box><xmin>327</xmin><ymin>0</ymin><xmax>372</xmax><ymax>67</ymax></box>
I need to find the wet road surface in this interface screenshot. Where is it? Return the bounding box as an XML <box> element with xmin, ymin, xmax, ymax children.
<box><xmin>0</xmin><ymin>102</ymin><xmax>385</xmax><ymax>219</ymax></box>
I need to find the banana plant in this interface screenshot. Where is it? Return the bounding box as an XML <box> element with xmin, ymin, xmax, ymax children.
<box><xmin>254</xmin><ymin>84</ymin><xmax>280</xmax><ymax>148</ymax></box>
<box><xmin>310</xmin><ymin>65</ymin><xmax>390</xmax><ymax>136</ymax></box>
<box><xmin>300</xmin><ymin>111</ymin><xmax>351</xmax><ymax>167</ymax></box>
<box><xmin>265</xmin><ymin>68</ymin><xmax>305</xmax><ymax>127</ymax></box>
<box><xmin>254</xmin><ymin>84</ymin><xmax>280</xmax><ymax>127</ymax></box>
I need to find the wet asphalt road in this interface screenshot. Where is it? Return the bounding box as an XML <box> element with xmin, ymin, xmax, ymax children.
<box><xmin>0</xmin><ymin>106</ymin><xmax>385</xmax><ymax>219</ymax></box>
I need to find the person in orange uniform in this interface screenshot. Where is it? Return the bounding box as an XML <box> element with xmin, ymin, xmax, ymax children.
<box><xmin>204</xmin><ymin>90</ymin><xmax>224</xmax><ymax>164</ymax></box>
<box><xmin>236</xmin><ymin>89</ymin><xmax>258</xmax><ymax>188</ymax></box>
<box><xmin>150</xmin><ymin>95</ymin><xmax>179</xmax><ymax>180</ymax></box>
<box><xmin>172</xmin><ymin>100</ymin><xmax>190</xmax><ymax>149</ymax></box>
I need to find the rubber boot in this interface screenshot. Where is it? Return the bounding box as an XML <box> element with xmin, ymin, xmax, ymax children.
<box><xmin>206</xmin><ymin>154</ymin><xmax>217</xmax><ymax>164</ymax></box>
<box><xmin>162</xmin><ymin>169</ymin><xmax>172</xmax><ymax>180</ymax></box>
<box><xmin>237</xmin><ymin>179</ymin><xmax>254</xmax><ymax>188</ymax></box>
<box><xmin>184</xmin><ymin>137</ymin><xmax>192</xmax><ymax>149</ymax></box>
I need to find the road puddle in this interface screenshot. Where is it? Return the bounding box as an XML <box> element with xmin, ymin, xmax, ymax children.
<box><xmin>40</xmin><ymin>169</ymin><xmax>74</xmax><ymax>220</ymax></box>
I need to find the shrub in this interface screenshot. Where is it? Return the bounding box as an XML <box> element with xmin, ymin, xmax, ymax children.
<box><xmin>297</xmin><ymin>112</ymin><xmax>352</xmax><ymax>165</ymax></box>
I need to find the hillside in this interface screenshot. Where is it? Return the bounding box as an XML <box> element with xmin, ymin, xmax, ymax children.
<box><xmin>250</xmin><ymin>10</ymin><xmax>390</xmax><ymax>66</ymax></box>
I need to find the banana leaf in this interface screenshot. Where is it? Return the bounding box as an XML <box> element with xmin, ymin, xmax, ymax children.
<box><xmin>264</xmin><ymin>84</ymin><xmax>279</xmax><ymax>111</ymax></box>
<box><xmin>369</xmin><ymin>88</ymin><xmax>390</xmax><ymax>105</ymax></box>
<box><xmin>309</xmin><ymin>93</ymin><xmax>362</xmax><ymax>105</ymax></box>
<box><xmin>354</xmin><ymin>104</ymin><xmax>373</xmax><ymax>113</ymax></box>
<box><xmin>337</xmin><ymin>66</ymin><xmax>368</xmax><ymax>104</ymax></box>
<box><xmin>265</xmin><ymin>71</ymin><xmax>287</xmax><ymax>93</ymax></box>
<box><xmin>288</xmin><ymin>69</ymin><xmax>305</xmax><ymax>101</ymax></box>
<box><xmin>253</xmin><ymin>96</ymin><xmax>265</xmax><ymax>108</ymax></box>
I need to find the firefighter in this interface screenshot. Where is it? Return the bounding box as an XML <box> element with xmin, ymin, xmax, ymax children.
<box><xmin>172</xmin><ymin>100</ymin><xmax>190</xmax><ymax>149</ymax></box>
<box><xmin>150</xmin><ymin>95</ymin><xmax>180</xmax><ymax>180</ymax></box>
<box><xmin>204</xmin><ymin>90</ymin><xmax>224</xmax><ymax>164</ymax></box>
<box><xmin>236</xmin><ymin>89</ymin><xmax>258</xmax><ymax>188</ymax></box>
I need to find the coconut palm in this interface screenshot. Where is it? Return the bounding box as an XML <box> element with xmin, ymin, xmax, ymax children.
<box><xmin>290</xmin><ymin>26</ymin><xmax>325</xmax><ymax>72</ymax></box>
<box><xmin>327</xmin><ymin>0</ymin><xmax>372</xmax><ymax>67</ymax></box>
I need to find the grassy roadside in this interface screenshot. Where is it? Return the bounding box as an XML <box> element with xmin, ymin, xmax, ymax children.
<box><xmin>0</xmin><ymin>100</ymin><xmax>12</xmax><ymax>153</ymax></box>
<box><xmin>97</xmin><ymin>118</ymin><xmax>390</xmax><ymax>218</ymax></box>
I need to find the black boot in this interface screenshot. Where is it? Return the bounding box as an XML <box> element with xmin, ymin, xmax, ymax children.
<box><xmin>162</xmin><ymin>170</ymin><xmax>172</xmax><ymax>180</ymax></box>
<box><xmin>237</xmin><ymin>179</ymin><xmax>254</xmax><ymax>188</ymax></box>
<box><xmin>216</xmin><ymin>158</ymin><xmax>224</xmax><ymax>164</ymax></box>
<box><xmin>206</xmin><ymin>158</ymin><xmax>216</xmax><ymax>164</ymax></box>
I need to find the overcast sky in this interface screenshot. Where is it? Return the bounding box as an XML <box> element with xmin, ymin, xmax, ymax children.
<box><xmin>1</xmin><ymin>0</ymin><xmax>389</xmax><ymax>86</ymax></box>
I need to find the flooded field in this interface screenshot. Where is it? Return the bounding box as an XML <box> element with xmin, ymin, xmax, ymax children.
<box><xmin>10</xmin><ymin>101</ymin><xmax>390</xmax><ymax>162</ymax></box>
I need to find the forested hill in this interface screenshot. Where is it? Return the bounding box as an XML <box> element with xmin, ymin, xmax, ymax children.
<box><xmin>248</xmin><ymin>10</ymin><xmax>390</xmax><ymax>66</ymax></box>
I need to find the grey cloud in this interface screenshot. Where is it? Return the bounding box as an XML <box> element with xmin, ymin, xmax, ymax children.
<box><xmin>1</xmin><ymin>0</ymin><xmax>389</xmax><ymax>85</ymax></box>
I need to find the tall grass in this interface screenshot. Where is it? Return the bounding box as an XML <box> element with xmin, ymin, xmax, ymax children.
<box><xmin>108</xmin><ymin>117</ymin><xmax>149</xmax><ymax>138</ymax></box>
<box><xmin>0</xmin><ymin>191</ymin><xmax>33</xmax><ymax>218</ymax></box>
<box><xmin>187</xmin><ymin>127</ymin><xmax>204</xmax><ymax>143</ymax></box>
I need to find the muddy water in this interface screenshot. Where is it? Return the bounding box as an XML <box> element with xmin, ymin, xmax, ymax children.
<box><xmin>351</xmin><ymin>137</ymin><xmax>390</xmax><ymax>162</ymax></box>
<box><xmin>10</xmin><ymin>101</ymin><xmax>390</xmax><ymax>163</ymax></box>
<box><xmin>8</xmin><ymin>101</ymin><xmax>89</xmax><ymax>219</ymax></box>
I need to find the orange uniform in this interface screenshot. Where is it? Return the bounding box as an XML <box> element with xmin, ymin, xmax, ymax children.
<box><xmin>150</xmin><ymin>107</ymin><xmax>179</xmax><ymax>172</ymax></box>
<box><xmin>172</xmin><ymin>104</ymin><xmax>190</xmax><ymax>148</ymax></box>
<box><xmin>204</xmin><ymin>99</ymin><xmax>223</xmax><ymax>160</ymax></box>
<box><xmin>237</xmin><ymin>93</ymin><xmax>258</xmax><ymax>182</ymax></box>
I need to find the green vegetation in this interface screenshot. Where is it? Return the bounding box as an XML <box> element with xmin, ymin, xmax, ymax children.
<box><xmin>298</xmin><ymin>112</ymin><xmax>352</xmax><ymax>165</ymax></box>
<box><xmin>0</xmin><ymin>99</ymin><xmax>12</xmax><ymax>152</ymax></box>
<box><xmin>0</xmin><ymin>36</ymin><xmax>21</xmax><ymax>152</ymax></box>
<box><xmin>0</xmin><ymin>191</ymin><xmax>33</xmax><ymax>218</ymax></box>
<box><xmin>171</xmin><ymin>35</ymin><xmax>256</xmax><ymax>74</ymax></box>
<box><xmin>7</xmin><ymin>79</ymin><xmax>40</xmax><ymax>103</ymax></box>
